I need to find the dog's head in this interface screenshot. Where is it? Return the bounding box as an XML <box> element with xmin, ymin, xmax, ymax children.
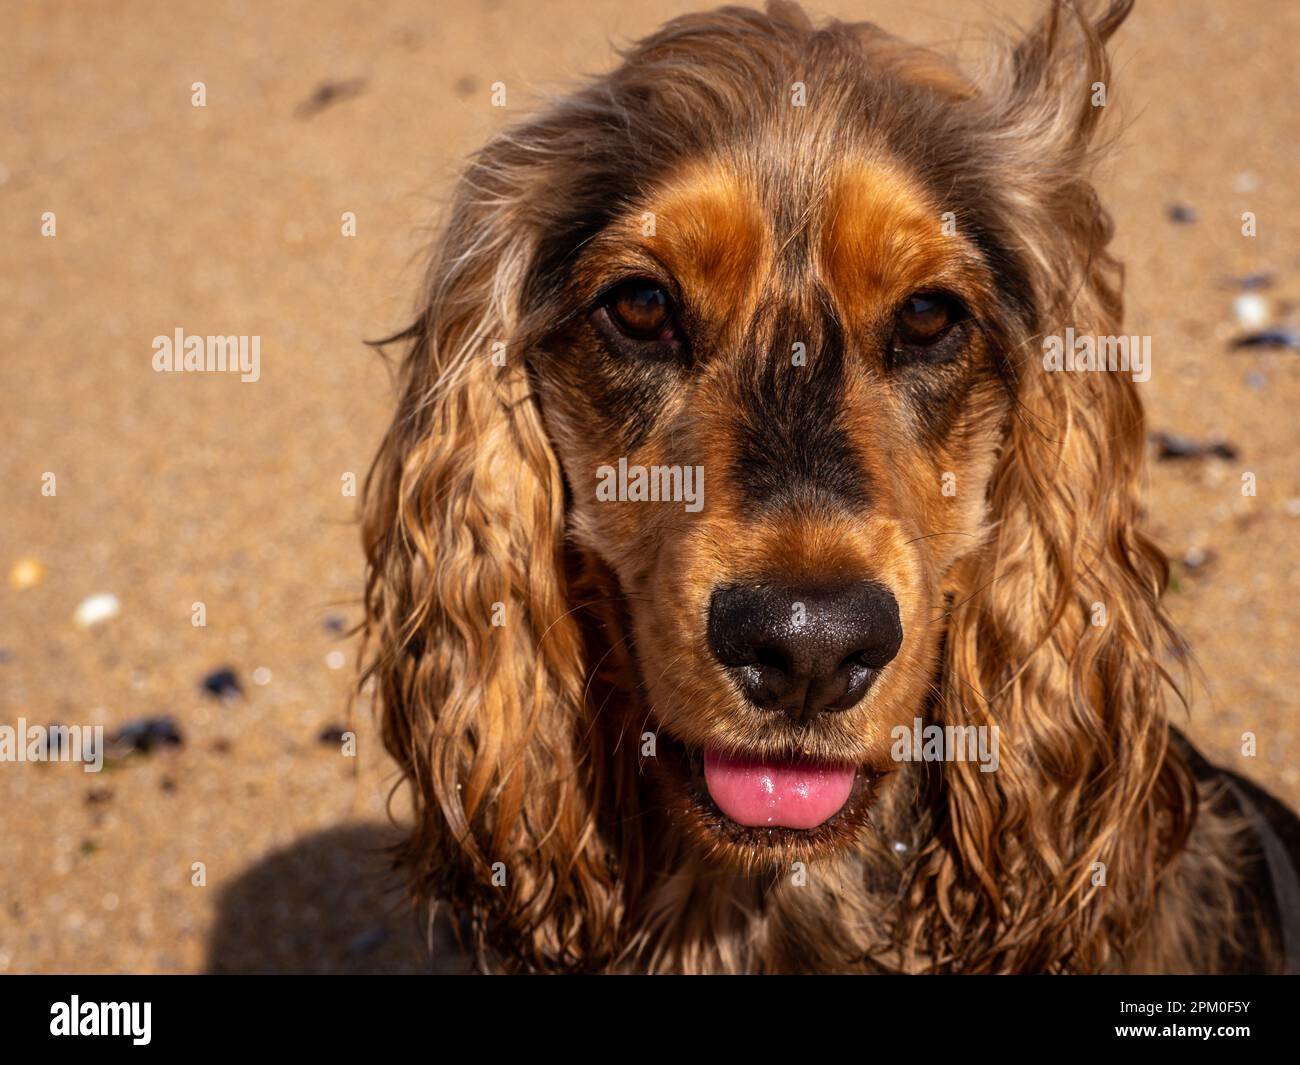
<box><xmin>364</xmin><ymin>0</ymin><xmax>1194</xmax><ymax>972</ymax></box>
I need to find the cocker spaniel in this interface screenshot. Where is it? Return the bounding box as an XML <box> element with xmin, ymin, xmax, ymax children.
<box><xmin>361</xmin><ymin>0</ymin><xmax>1300</xmax><ymax>973</ymax></box>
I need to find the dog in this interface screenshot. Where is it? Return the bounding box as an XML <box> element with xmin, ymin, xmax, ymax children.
<box><xmin>360</xmin><ymin>0</ymin><xmax>1300</xmax><ymax>973</ymax></box>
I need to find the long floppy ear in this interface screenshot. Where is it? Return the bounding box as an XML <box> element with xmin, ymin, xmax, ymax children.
<box><xmin>908</xmin><ymin>0</ymin><xmax>1200</xmax><ymax>972</ymax></box>
<box><xmin>360</xmin><ymin>137</ymin><xmax>619</xmax><ymax>971</ymax></box>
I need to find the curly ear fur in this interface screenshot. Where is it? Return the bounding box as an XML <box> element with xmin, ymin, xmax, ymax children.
<box><xmin>896</xmin><ymin>0</ymin><xmax>1227</xmax><ymax>972</ymax></box>
<box><xmin>360</xmin><ymin>142</ymin><xmax>623</xmax><ymax>970</ymax></box>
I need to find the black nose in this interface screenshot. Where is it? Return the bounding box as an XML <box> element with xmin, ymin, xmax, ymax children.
<box><xmin>706</xmin><ymin>581</ymin><xmax>902</xmax><ymax>723</ymax></box>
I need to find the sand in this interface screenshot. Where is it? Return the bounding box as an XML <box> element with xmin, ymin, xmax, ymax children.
<box><xmin>1</xmin><ymin>0</ymin><xmax>1296</xmax><ymax>974</ymax></box>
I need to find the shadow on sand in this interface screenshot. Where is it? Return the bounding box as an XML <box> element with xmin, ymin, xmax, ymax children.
<box><xmin>204</xmin><ymin>822</ymin><xmax>470</xmax><ymax>974</ymax></box>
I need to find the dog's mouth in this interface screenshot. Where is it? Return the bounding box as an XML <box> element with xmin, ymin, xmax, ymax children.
<box><xmin>655</xmin><ymin>733</ymin><xmax>880</xmax><ymax>851</ymax></box>
<box><xmin>703</xmin><ymin>746</ymin><xmax>858</xmax><ymax>829</ymax></box>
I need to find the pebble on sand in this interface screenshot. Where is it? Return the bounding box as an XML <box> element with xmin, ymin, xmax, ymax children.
<box><xmin>1231</xmin><ymin>272</ymin><xmax>1273</xmax><ymax>290</ymax></box>
<box><xmin>293</xmin><ymin>77</ymin><xmax>368</xmax><ymax>120</ymax></box>
<box><xmin>1150</xmin><ymin>432</ymin><xmax>1238</xmax><ymax>462</ymax></box>
<box><xmin>73</xmin><ymin>593</ymin><xmax>121</xmax><ymax>628</ymax></box>
<box><xmin>1231</xmin><ymin>328</ymin><xmax>1300</xmax><ymax>352</ymax></box>
<box><xmin>108</xmin><ymin>716</ymin><xmax>184</xmax><ymax>755</ymax></box>
<box><xmin>9</xmin><ymin>557</ymin><xmax>46</xmax><ymax>590</ymax></box>
<box><xmin>201</xmin><ymin>667</ymin><xmax>243</xmax><ymax>700</ymax></box>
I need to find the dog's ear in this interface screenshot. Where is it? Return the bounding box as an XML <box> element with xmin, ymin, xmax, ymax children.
<box><xmin>998</xmin><ymin>0</ymin><xmax>1132</xmax><ymax>148</ymax></box>
<box><xmin>360</xmin><ymin>141</ymin><xmax>618</xmax><ymax>971</ymax></box>
<box><xmin>912</xmin><ymin>0</ymin><xmax>1200</xmax><ymax>973</ymax></box>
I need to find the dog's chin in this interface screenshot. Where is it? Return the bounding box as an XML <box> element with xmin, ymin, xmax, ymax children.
<box><xmin>651</xmin><ymin>732</ymin><xmax>883</xmax><ymax>870</ymax></box>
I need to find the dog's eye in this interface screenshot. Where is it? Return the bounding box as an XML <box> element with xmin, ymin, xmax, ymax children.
<box><xmin>605</xmin><ymin>280</ymin><xmax>673</xmax><ymax>339</ymax></box>
<box><xmin>893</xmin><ymin>292</ymin><xmax>964</xmax><ymax>347</ymax></box>
<box><xmin>592</xmin><ymin>278</ymin><xmax>687</xmax><ymax>362</ymax></box>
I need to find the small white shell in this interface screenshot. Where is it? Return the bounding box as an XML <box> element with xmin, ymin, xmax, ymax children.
<box><xmin>73</xmin><ymin>592</ymin><xmax>121</xmax><ymax>628</ymax></box>
<box><xmin>1233</xmin><ymin>293</ymin><xmax>1271</xmax><ymax>331</ymax></box>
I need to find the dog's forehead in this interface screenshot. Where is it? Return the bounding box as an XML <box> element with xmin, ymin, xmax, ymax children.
<box><xmin>610</xmin><ymin>155</ymin><xmax>969</xmax><ymax>320</ymax></box>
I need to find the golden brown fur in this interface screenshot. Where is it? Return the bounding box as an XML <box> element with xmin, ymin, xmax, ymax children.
<box><xmin>360</xmin><ymin>0</ymin><xmax>1278</xmax><ymax>973</ymax></box>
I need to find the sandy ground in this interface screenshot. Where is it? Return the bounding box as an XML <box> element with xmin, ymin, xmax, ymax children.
<box><xmin>1</xmin><ymin>0</ymin><xmax>1297</xmax><ymax>974</ymax></box>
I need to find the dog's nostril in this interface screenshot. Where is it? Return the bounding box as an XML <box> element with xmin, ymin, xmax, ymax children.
<box><xmin>752</xmin><ymin>646</ymin><xmax>790</xmax><ymax>672</ymax></box>
<box><xmin>706</xmin><ymin>580</ymin><xmax>903</xmax><ymax>722</ymax></box>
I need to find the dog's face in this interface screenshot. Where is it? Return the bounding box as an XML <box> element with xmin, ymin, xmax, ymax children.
<box><xmin>367</xmin><ymin>0</ymin><xmax>1189</xmax><ymax>971</ymax></box>
<box><xmin>527</xmin><ymin>68</ymin><xmax>1022</xmax><ymax>868</ymax></box>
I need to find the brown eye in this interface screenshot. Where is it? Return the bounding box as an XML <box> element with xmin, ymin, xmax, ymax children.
<box><xmin>894</xmin><ymin>292</ymin><xmax>963</xmax><ymax>347</ymax></box>
<box><xmin>606</xmin><ymin>280</ymin><xmax>672</xmax><ymax>339</ymax></box>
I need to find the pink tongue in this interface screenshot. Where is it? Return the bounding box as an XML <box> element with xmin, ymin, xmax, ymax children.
<box><xmin>703</xmin><ymin>747</ymin><xmax>855</xmax><ymax>829</ymax></box>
